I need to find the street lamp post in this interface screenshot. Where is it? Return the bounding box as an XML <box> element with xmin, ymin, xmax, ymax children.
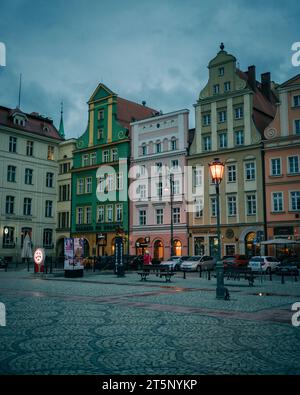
<box><xmin>209</xmin><ymin>158</ymin><xmax>225</xmax><ymax>299</ymax></box>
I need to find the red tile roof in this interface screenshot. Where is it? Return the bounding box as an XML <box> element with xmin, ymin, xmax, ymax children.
<box><xmin>0</xmin><ymin>106</ymin><xmax>63</xmax><ymax>141</ymax></box>
<box><xmin>116</xmin><ymin>97</ymin><xmax>158</xmax><ymax>129</ymax></box>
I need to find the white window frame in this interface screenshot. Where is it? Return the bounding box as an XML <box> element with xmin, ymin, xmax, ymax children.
<box><xmin>218</xmin><ymin>110</ymin><xmax>227</xmax><ymax>123</ymax></box>
<box><xmin>245</xmin><ymin>162</ymin><xmax>256</xmax><ymax>181</ymax></box>
<box><xmin>97</xmin><ymin>206</ymin><xmax>104</xmax><ymax>223</ymax></box>
<box><xmin>272</xmin><ymin>192</ymin><xmax>284</xmax><ymax>212</ymax></box>
<box><xmin>106</xmin><ymin>205</ymin><xmax>113</xmax><ymax>222</ymax></box>
<box><xmin>235</xmin><ymin>107</ymin><xmax>244</xmax><ymax>119</ymax></box>
<box><xmin>82</xmin><ymin>154</ymin><xmax>89</xmax><ymax>167</ymax></box>
<box><xmin>246</xmin><ymin>194</ymin><xmax>257</xmax><ymax>215</ymax></box>
<box><xmin>156</xmin><ymin>208</ymin><xmax>164</xmax><ymax>225</ymax></box>
<box><xmin>235</xmin><ymin>130</ymin><xmax>244</xmax><ymax>146</ymax></box>
<box><xmin>294</xmin><ymin>119</ymin><xmax>300</xmax><ymax>134</ymax></box>
<box><xmin>103</xmin><ymin>150</ymin><xmax>110</xmax><ymax>163</ymax></box>
<box><xmin>77</xmin><ymin>207</ymin><xmax>84</xmax><ymax>225</ymax></box>
<box><xmin>77</xmin><ymin>178</ymin><xmax>84</xmax><ymax>194</ymax></box>
<box><xmin>227</xmin><ymin>165</ymin><xmax>236</xmax><ymax>183</ymax></box>
<box><xmin>116</xmin><ymin>204</ymin><xmax>123</xmax><ymax>222</ymax></box>
<box><xmin>290</xmin><ymin>191</ymin><xmax>300</xmax><ymax>211</ymax></box>
<box><xmin>270</xmin><ymin>157</ymin><xmax>282</xmax><ymax>176</ymax></box>
<box><xmin>203</xmin><ymin>136</ymin><xmax>211</xmax><ymax>151</ymax></box>
<box><xmin>85</xmin><ymin>177</ymin><xmax>92</xmax><ymax>193</ymax></box>
<box><xmin>227</xmin><ymin>195</ymin><xmax>237</xmax><ymax>216</ymax></box>
<box><xmin>287</xmin><ymin>155</ymin><xmax>299</xmax><ymax>174</ymax></box>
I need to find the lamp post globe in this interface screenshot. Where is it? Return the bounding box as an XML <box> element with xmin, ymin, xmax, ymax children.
<box><xmin>209</xmin><ymin>158</ymin><xmax>225</xmax><ymax>299</ymax></box>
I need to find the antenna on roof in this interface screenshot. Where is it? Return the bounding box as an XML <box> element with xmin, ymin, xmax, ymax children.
<box><xmin>18</xmin><ymin>73</ymin><xmax>22</xmax><ymax>109</ymax></box>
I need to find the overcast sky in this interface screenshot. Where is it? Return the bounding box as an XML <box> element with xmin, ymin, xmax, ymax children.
<box><xmin>0</xmin><ymin>0</ymin><xmax>299</xmax><ymax>138</ymax></box>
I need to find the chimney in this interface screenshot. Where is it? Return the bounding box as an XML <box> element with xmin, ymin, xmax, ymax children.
<box><xmin>261</xmin><ymin>72</ymin><xmax>271</xmax><ymax>101</ymax></box>
<box><xmin>142</xmin><ymin>100</ymin><xmax>146</xmax><ymax>106</ymax></box>
<box><xmin>247</xmin><ymin>65</ymin><xmax>256</xmax><ymax>91</ymax></box>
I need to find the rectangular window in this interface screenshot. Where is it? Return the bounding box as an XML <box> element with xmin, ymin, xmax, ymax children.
<box><xmin>194</xmin><ymin>167</ymin><xmax>203</xmax><ymax>187</ymax></box>
<box><xmin>219</xmin><ymin>133</ymin><xmax>227</xmax><ymax>148</ymax></box>
<box><xmin>103</xmin><ymin>150</ymin><xmax>109</xmax><ymax>163</ymax></box>
<box><xmin>228</xmin><ymin>196</ymin><xmax>237</xmax><ymax>216</ymax></box>
<box><xmin>155</xmin><ymin>162</ymin><xmax>162</xmax><ymax>174</ymax></box>
<box><xmin>25</xmin><ymin>169</ymin><xmax>33</xmax><ymax>185</ymax></box>
<box><xmin>23</xmin><ymin>198</ymin><xmax>32</xmax><ymax>216</ymax></box>
<box><xmin>203</xmin><ymin>136</ymin><xmax>211</xmax><ymax>151</ymax></box>
<box><xmin>77</xmin><ymin>207</ymin><xmax>84</xmax><ymax>225</ymax></box>
<box><xmin>156</xmin><ymin>142</ymin><xmax>161</xmax><ymax>153</ymax></box>
<box><xmin>247</xmin><ymin>194</ymin><xmax>257</xmax><ymax>215</ymax></box>
<box><xmin>77</xmin><ymin>178</ymin><xmax>84</xmax><ymax>194</ymax></box>
<box><xmin>85</xmin><ymin>177</ymin><xmax>92</xmax><ymax>193</ymax></box>
<box><xmin>171</xmin><ymin>160</ymin><xmax>179</xmax><ymax>170</ymax></box>
<box><xmin>218</xmin><ymin>67</ymin><xmax>224</xmax><ymax>76</ymax></box>
<box><xmin>26</xmin><ymin>141</ymin><xmax>33</xmax><ymax>156</ymax></box>
<box><xmin>295</xmin><ymin>120</ymin><xmax>300</xmax><ymax>134</ymax></box>
<box><xmin>272</xmin><ymin>192</ymin><xmax>283</xmax><ymax>212</ymax></box>
<box><xmin>97</xmin><ymin>128</ymin><xmax>104</xmax><ymax>140</ymax></box>
<box><xmin>203</xmin><ymin>114</ymin><xmax>211</xmax><ymax>126</ymax></box>
<box><xmin>61</xmin><ymin>162</ymin><xmax>70</xmax><ymax>174</ymax></box>
<box><xmin>9</xmin><ymin>137</ymin><xmax>17</xmax><ymax>153</ymax></box>
<box><xmin>59</xmin><ymin>184</ymin><xmax>70</xmax><ymax>201</ymax></box>
<box><xmin>194</xmin><ymin>199</ymin><xmax>203</xmax><ymax>218</ymax></box>
<box><xmin>172</xmin><ymin>207</ymin><xmax>180</xmax><ymax>224</ymax></box>
<box><xmin>107</xmin><ymin>174</ymin><xmax>115</xmax><ymax>191</ymax></box>
<box><xmin>82</xmin><ymin>154</ymin><xmax>89</xmax><ymax>167</ymax></box>
<box><xmin>117</xmin><ymin>172</ymin><xmax>124</xmax><ymax>190</ymax></box>
<box><xmin>5</xmin><ymin>196</ymin><xmax>14</xmax><ymax>214</ymax></box>
<box><xmin>107</xmin><ymin>205</ymin><xmax>113</xmax><ymax>222</ymax></box>
<box><xmin>90</xmin><ymin>152</ymin><xmax>97</xmax><ymax>165</ymax></box>
<box><xmin>142</xmin><ymin>145</ymin><xmax>147</xmax><ymax>156</ymax></box>
<box><xmin>47</xmin><ymin>146</ymin><xmax>54</xmax><ymax>160</ymax></box>
<box><xmin>97</xmin><ymin>206</ymin><xmax>104</xmax><ymax>223</ymax></box>
<box><xmin>156</xmin><ymin>182</ymin><xmax>163</xmax><ymax>197</ymax></box>
<box><xmin>245</xmin><ymin>162</ymin><xmax>256</xmax><ymax>181</ymax></box>
<box><xmin>171</xmin><ymin>139</ymin><xmax>177</xmax><ymax>151</ymax></box>
<box><xmin>293</xmin><ymin>95</ymin><xmax>300</xmax><ymax>107</ymax></box>
<box><xmin>288</xmin><ymin>156</ymin><xmax>299</xmax><ymax>174</ymax></box>
<box><xmin>3</xmin><ymin>226</ymin><xmax>15</xmax><ymax>248</ymax></box>
<box><xmin>86</xmin><ymin>207</ymin><xmax>92</xmax><ymax>224</ymax></box>
<box><xmin>46</xmin><ymin>172</ymin><xmax>53</xmax><ymax>187</ymax></box>
<box><xmin>116</xmin><ymin>204</ymin><xmax>123</xmax><ymax>222</ymax></box>
<box><xmin>139</xmin><ymin>210</ymin><xmax>146</xmax><ymax>226</ymax></box>
<box><xmin>98</xmin><ymin>110</ymin><xmax>104</xmax><ymax>120</ymax></box>
<box><xmin>111</xmin><ymin>148</ymin><xmax>118</xmax><ymax>162</ymax></box>
<box><xmin>224</xmin><ymin>81</ymin><xmax>231</xmax><ymax>92</ymax></box>
<box><xmin>271</xmin><ymin>158</ymin><xmax>281</xmax><ymax>176</ymax></box>
<box><xmin>7</xmin><ymin>165</ymin><xmax>16</xmax><ymax>182</ymax></box>
<box><xmin>140</xmin><ymin>165</ymin><xmax>146</xmax><ymax>176</ymax></box>
<box><xmin>290</xmin><ymin>191</ymin><xmax>300</xmax><ymax>211</ymax></box>
<box><xmin>139</xmin><ymin>184</ymin><xmax>147</xmax><ymax>199</ymax></box>
<box><xmin>43</xmin><ymin>229</ymin><xmax>53</xmax><ymax>248</ymax></box>
<box><xmin>45</xmin><ymin>200</ymin><xmax>53</xmax><ymax>217</ymax></box>
<box><xmin>211</xmin><ymin>197</ymin><xmax>217</xmax><ymax>217</ymax></box>
<box><xmin>156</xmin><ymin>208</ymin><xmax>163</xmax><ymax>225</ymax></box>
<box><xmin>213</xmin><ymin>84</ymin><xmax>220</xmax><ymax>94</ymax></box>
<box><xmin>218</xmin><ymin>110</ymin><xmax>227</xmax><ymax>123</ymax></box>
<box><xmin>235</xmin><ymin>130</ymin><xmax>244</xmax><ymax>145</ymax></box>
<box><xmin>173</xmin><ymin>179</ymin><xmax>180</xmax><ymax>195</ymax></box>
<box><xmin>227</xmin><ymin>165</ymin><xmax>236</xmax><ymax>183</ymax></box>
<box><xmin>235</xmin><ymin>107</ymin><xmax>244</xmax><ymax>119</ymax></box>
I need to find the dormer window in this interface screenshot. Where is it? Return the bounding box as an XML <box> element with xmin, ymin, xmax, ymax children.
<box><xmin>219</xmin><ymin>67</ymin><xmax>224</xmax><ymax>76</ymax></box>
<box><xmin>12</xmin><ymin>112</ymin><xmax>27</xmax><ymax>127</ymax></box>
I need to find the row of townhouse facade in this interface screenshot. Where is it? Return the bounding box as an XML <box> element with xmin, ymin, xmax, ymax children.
<box><xmin>1</xmin><ymin>44</ymin><xmax>300</xmax><ymax>262</ymax></box>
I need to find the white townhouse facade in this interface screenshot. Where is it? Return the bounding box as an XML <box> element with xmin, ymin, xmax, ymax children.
<box><xmin>0</xmin><ymin>106</ymin><xmax>64</xmax><ymax>263</ymax></box>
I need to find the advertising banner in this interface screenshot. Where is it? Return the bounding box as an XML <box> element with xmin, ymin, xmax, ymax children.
<box><xmin>64</xmin><ymin>238</ymin><xmax>84</xmax><ymax>270</ymax></box>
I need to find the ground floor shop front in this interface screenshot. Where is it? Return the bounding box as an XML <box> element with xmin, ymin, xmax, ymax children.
<box><xmin>129</xmin><ymin>230</ymin><xmax>188</xmax><ymax>261</ymax></box>
<box><xmin>188</xmin><ymin>225</ymin><xmax>265</xmax><ymax>259</ymax></box>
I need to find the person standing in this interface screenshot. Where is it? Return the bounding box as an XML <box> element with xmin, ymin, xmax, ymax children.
<box><xmin>143</xmin><ymin>250</ymin><xmax>152</xmax><ymax>265</ymax></box>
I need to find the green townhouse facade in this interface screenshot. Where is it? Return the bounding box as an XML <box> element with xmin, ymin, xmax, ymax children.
<box><xmin>71</xmin><ymin>83</ymin><xmax>157</xmax><ymax>257</ymax></box>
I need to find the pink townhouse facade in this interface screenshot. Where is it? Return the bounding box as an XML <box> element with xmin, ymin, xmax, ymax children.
<box><xmin>129</xmin><ymin>109</ymin><xmax>190</xmax><ymax>261</ymax></box>
<box><xmin>264</xmin><ymin>74</ymin><xmax>300</xmax><ymax>257</ymax></box>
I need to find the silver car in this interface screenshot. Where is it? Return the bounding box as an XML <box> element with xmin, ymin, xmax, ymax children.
<box><xmin>160</xmin><ymin>256</ymin><xmax>189</xmax><ymax>271</ymax></box>
<box><xmin>248</xmin><ymin>256</ymin><xmax>281</xmax><ymax>273</ymax></box>
<box><xmin>180</xmin><ymin>255</ymin><xmax>216</xmax><ymax>272</ymax></box>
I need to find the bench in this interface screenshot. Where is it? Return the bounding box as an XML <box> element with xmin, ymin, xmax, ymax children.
<box><xmin>137</xmin><ymin>265</ymin><xmax>175</xmax><ymax>282</ymax></box>
<box><xmin>224</xmin><ymin>267</ymin><xmax>255</xmax><ymax>286</ymax></box>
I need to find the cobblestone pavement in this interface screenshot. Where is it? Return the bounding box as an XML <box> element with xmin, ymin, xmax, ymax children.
<box><xmin>0</xmin><ymin>269</ymin><xmax>300</xmax><ymax>375</ymax></box>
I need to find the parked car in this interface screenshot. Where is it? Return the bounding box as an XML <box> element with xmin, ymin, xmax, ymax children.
<box><xmin>248</xmin><ymin>256</ymin><xmax>281</xmax><ymax>273</ymax></box>
<box><xmin>275</xmin><ymin>261</ymin><xmax>299</xmax><ymax>276</ymax></box>
<box><xmin>180</xmin><ymin>255</ymin><xmax>216</xmax><ymax>272</ymax></box>
<box><xmin>223</xmin><ymin>255</ymin><xmax>249</xmax><ymax>269</ymax></box>
<box><xmin>160</xmin><ymin>256</ymin><xmax>190</xmax><ymax>271</ymax></box>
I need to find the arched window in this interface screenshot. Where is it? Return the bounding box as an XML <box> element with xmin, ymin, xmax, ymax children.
<box><xmin>173</xmin><ymin>240</ymin><xmax>182</xmax><ymax>256</ymax></box>
<box><xmin>170</xmin><ymin>137</ymin><xmax>177</xmax><ymax>151</ymax></box>
<box><xmin>154</xmin><ymin>240</ymin><xmax>164</xmax><ymax>261</ymax></box>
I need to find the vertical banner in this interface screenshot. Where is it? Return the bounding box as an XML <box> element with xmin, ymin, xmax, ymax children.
<box><xmin>114</xmin><ymin>236</ymin><xmax>124</xmax><ymax>277</ymax></box>
<box><xmin>73</xmin><ymin>238</ymin><xmax>84</xmax><ymax>270</ymax></box>
<box><xmin>64</xmin><ymin>238</ymin><xmax>74</xmax><ymax>270</ymax></box>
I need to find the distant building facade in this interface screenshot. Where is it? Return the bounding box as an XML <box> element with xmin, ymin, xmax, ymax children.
<box><xmin>129</xmin><ymin>109</ymin><xmax>190</xmax><ymax>260</ymax></box>
<box><xmin>188</xmin><ymin>45</ymin><xmax>276</xmax><ymax>258</ymax></box>
<box><xmin>0</xmin><ymin>106</ymin><xmax>63</xmax><ymax>262</ymax></box>
<box><xmin>70</xmin><ymin>83</ymin><xmax>156</xmax><ymax>256</ymax></box>
<box><xmin>264</xmin><ymin>74</ymin><xmax>300</xmax><ymax>257</ymax></box>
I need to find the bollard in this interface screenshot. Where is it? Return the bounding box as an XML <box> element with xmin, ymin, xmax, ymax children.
<box><xmin>93</xmin><ymin>256</ymin><xmax>96</xmax><ymax>272</ymax></box>
<box><xmin>208</xmin><ymin>270</ymin><xmax>211</xmax><ymax>280</ymax></box>
<box><xmin>199</xmin><ymin>266</ymin><xmax>202</xmax><ymax>278</ymax></box>
<box><xmin>295</xmin><ymin>272</ymin><xmax>298</xmax><ymax>282</ymax></box>
<box><xmin>281</xmin><ymin>271</ymin><xmax>285</xmax><ymax>284</ymax></box>
<box><xmin>183</xmin><ymin>270</ymin><xmax>186</xmax><ymax>279</ymax></box>
<box><xmin>50</xmin><ymin>259</ymin><xmax>53</xmax><ymax>274</ymax></box>
<box><xmin>269</xmin><ymin>270</ymin><xmax>272</xmax><ymax>281</ymax></box>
